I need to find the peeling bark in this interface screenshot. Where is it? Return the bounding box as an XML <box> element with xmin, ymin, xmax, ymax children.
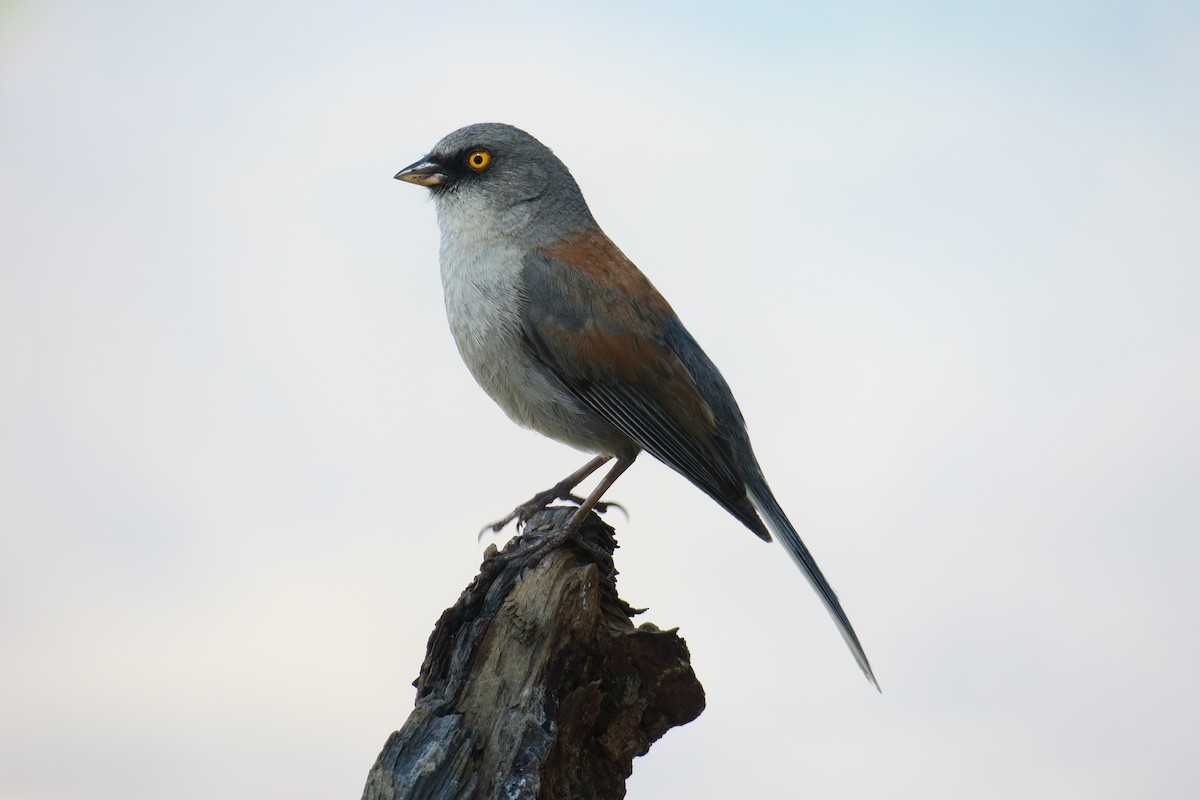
<box><xmin>362</xmin><ymin>507</ymin><xmax>705</xmax><ymax>800</ymax></box>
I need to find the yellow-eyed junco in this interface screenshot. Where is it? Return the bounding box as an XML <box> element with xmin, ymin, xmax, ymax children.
<box><xmin>395</xmin><ymin>123</ymin><xmax>878</xmax><ymax>690</ymax></box>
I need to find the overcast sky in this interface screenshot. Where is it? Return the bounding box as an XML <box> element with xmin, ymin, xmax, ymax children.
<box><xmin>2</xmin><ymin>1</ymin><xmax>1198</xmax><ymax>798</ymax></box>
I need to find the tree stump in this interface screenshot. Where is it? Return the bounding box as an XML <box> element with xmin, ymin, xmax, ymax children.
<box><xmin>361</xmin><ymin>507</ymin><xmax>706</xmax><ymax>800</ymax></box>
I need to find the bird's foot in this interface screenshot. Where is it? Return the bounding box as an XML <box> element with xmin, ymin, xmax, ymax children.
<box><xmin>484</xmin><ymin>508</ymin><xmax>610</xmax><ymax>566</ymax></box>
<box><xmin>478</xmin><ymin>486</ymin><xmax>623</xmax><ymax>541</ymax></box>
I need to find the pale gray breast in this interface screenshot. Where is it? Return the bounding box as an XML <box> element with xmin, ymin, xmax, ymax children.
<box><xmin>436</xmin><ymin>228</ymin><xmax>631</xmax><ymax>456</ymax></box>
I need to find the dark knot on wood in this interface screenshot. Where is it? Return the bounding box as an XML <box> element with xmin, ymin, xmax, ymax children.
<box><xmin>361</xmin><ymin>507</ymin><xmax>705</xmax><ymax>800</ymax></box>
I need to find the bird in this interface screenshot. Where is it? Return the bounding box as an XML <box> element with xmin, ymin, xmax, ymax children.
<box><xmin>394</xmin><ymin>122</ymin><xmax>878</xmax><ymax>690</ymax></box>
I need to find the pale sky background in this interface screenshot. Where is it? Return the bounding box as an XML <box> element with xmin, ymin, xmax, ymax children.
<box><xmin>2</xmin><ymin>1</ymin><xmax>1198</xmax><ymax>798</ymax></box>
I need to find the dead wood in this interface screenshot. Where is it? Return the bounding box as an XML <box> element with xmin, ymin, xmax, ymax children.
<box><xmin>361</xmin><ymin>506</ymin><xmax>705</xmax><ymax>800</ymax></box>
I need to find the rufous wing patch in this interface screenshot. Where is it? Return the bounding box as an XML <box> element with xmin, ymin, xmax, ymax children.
<box><xmin>543</xmin><ymin>319</ymin><xmax>718</xmax><ymax>441</ymax></box>
<box><xmin>540</xmin><ymin>225</ymin><xmax>675</xmax><ymax>317</ymax></box>
<box><xmin>536</xmin><ymin>223</ymin><xmax>719</xmax><ymax>442</ymax></box>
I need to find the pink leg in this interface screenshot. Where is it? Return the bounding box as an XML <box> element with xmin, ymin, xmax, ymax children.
<box><xmin>492</xmin><ymin>456</ymin><xmax>636</xmax><ymax>563</ymax></box>
<box><xmin>481</xmin><ymin>455</ymin><xmax>612</xmax><ymax>536</ymax></box>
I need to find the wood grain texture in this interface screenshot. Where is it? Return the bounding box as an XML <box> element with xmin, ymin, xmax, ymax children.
<box><xmin>361</xmin><ymin>508</ymin><xmax>705</xmax><ymax>800</ymax></box>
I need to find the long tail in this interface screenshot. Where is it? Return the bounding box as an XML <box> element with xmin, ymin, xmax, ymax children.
<box><xmin>748</xmin><ymin>483</ymin><xmax>880</xmax><ymax>691</ymax></box>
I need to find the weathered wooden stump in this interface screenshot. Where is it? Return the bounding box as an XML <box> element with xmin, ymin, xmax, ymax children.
<box><xmin>361</xmin><ymin>507</ymin><xmax>706</xmax><ymax>800</ymax></box>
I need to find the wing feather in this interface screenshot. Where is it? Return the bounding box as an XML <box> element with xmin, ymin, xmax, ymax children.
<box><xmin>520</xmin><ymin>244</ymin><xmax>767</xmax><ymax>538</ymax></box>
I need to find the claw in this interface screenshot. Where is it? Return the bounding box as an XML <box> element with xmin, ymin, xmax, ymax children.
<box><xmin>478</xmin><ymin>497</ymin><xmax>554</xmax><ymax>541</ymax></box>
<box><xmin>591</xmin><ymin>499</ymin><xmax>627</xmax><ymax>520</ymax></box>
<box><xmin>477</xmin><ymin>520</ymin><xmax>507</xmax><ymax>542</ymax></box>
<box><xmin>484</xmin><ymin>508</ymin><xmax>601</xmax><ymax>565</ymax></box>
<box><xmin>475</xmin><ymin>455</ymin><xmax>634</xmax><ymax>548</ymax></box>
<box><xmin>476</xmin><ymin>456</ymin><xmax>615</xmax><ymax>541</ymax></box>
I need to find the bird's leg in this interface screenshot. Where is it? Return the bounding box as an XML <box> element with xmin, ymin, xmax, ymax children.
<box><xmin>480</xmin><ymin>455</ymin><xmax>612</xmax><ymax>537</ymax></box>
<box><xmin>561</xmin><ymin>455</ymin><xmax>634</xmax><ymax>536</ymax></box>
<box><xmin>492</xmin><ymin>456</ymin><xmax>635</xmax><ymax>563</ymax></box>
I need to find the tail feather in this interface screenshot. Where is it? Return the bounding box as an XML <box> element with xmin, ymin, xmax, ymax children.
<box><xmin>748</xmin><ymin>485</ymin><xmax>880</xmax><ymax>691</ymax></box>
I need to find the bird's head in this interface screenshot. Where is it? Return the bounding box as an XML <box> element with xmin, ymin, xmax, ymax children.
<box><xmin>395</xmin><ymin>122</ymin><xmax>593</xmax><ymax>244</ymax></box>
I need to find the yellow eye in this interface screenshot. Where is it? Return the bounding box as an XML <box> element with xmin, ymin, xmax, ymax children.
<box><xmin>466</xmin><ymin>150</ymin><xmax>491</xmax><ymax>170</ymax></box>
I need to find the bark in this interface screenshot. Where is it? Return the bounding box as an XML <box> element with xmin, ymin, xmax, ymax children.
<box><xmin>361</xmin><ymin>507</ymin><xmax>705</xmax><ymax>800</ymax></box>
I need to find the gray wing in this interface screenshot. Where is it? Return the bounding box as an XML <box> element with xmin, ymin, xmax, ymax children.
<box><xmin>519</xmin><ymin>250</ymin><xmax>769</xmax><ymax>539</ymax></box>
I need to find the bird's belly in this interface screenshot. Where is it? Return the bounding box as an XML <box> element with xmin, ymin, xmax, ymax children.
<box><xmin>440</xmin><ymin>248</ymin><xmax>632</xmax><ymax>456</ymax></box>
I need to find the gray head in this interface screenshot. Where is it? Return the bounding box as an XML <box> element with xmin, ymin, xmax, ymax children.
<box><xmin>395</xmin><ymin>123</ymin><xmax>594</xmax><ymax>246</ymax></box>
